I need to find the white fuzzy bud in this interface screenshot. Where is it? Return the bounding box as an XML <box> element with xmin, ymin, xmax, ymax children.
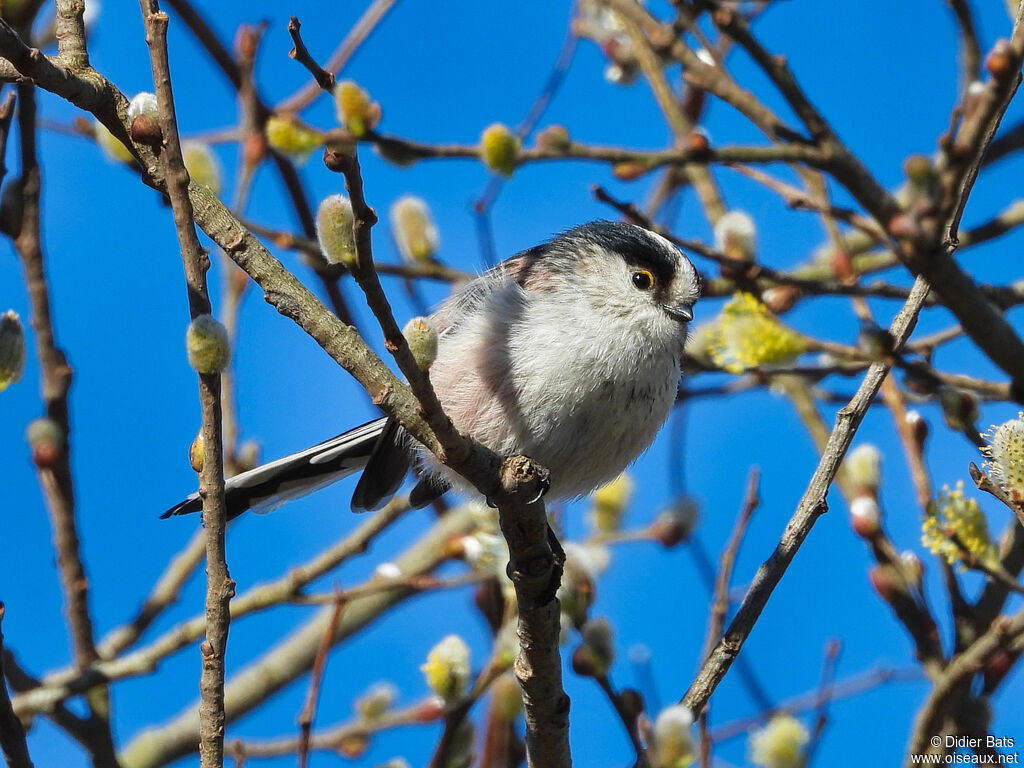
<box><xmin>390</xmin><ymin>196</ymin><xmax>439</xmax><ymax>263</ymax></box>
<box><xmin>355</xmin><ymin>682</ymin><xmax>397</xmax><ymax>720</ymax></box>
<box><xmin>714</xmin><ymin>210</ymin><xmax>757</xmax><ymax>260</ymax></box>
<box><xmin>316</xmin><ymin>194</ymin><xmax>357</xmax><ymax>267</ymax></box>
<box><xmin>421</xmin><ymin>635</ymin><xmax>471</xmax><ymax>702</ymax></box>
<box><xmin>185</xmin><ymin>315</ymin><xmax>230</xmax><ymax>374</ymax></box>
<box><xmin>845</xmin><ymin>443</ymin><xmax>881</xmax><ymax>492</ymax></box>
<box><xmin>580</xmin><ymin>617</ymin><xmax>614</xmax><ymax>671</ymax></box>
<box><xmin>651</xmin><ymin>705</ymin><xmax>696</xmax><ymax>768</ymax></box>
<box><xmin>95</xmin><ymin>120</ymin><xmax>133</xmax><ymax>163</ymax></box>
<box><xmin>128</xmin><ymin>92</ymin><xmax>159</xmax><ymax>121</ymax></box>
<box><xmin>850</xmin><ymin>496</ymin><xmax>881</xmax><ymax>524</ymax></box>
<box><xmin>374</xmin><ymin>562</ymin><xmax>402</xmax><ymax>580</ymax></box>
<box><xmin>182</xmin><ymin>142</ymin><xmax>222</xmax><ymax>196</ymax></box>
<box><xmin>749</xmin><ymin>714</ymin><xmax>809</xmax><ymax>768</ymax></box>
<box><xmin>402</xmin><ymin>316</ymin><xmax>439</xmax><ymax>370</ymax></box>
<box><xmin>695</xmin><ymin>48</ymin><xmax>716</xmax><ymax>67</ymax></box>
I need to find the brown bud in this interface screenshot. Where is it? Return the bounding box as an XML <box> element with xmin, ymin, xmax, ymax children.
<box><xmin>130</xmin><ymin>114</ymin><xmax>162</xmax><ymax>147</ymax></box>
<box><xmin>27</xmin><ymin>418</ymin><xmax>62</xmax><ymax>469</ymax></box>
<box><xmin>939</xmin><ymin>386</ymin><xmax>979</xmax><ymax>432</ymax></box>
<box><xmin>619</xmin><ymin>688</ymin><xmax>644</xmax><ymax>721</ymax></box>
<box><xmin>905</xmin><ymin>410</ymin><xmax>929</xmax><ymax>450</ymax></box>
<box><xmin>189</xmin><ymin>431</ymin><xmax>205</xmax><ymax>474</ymax></box>
<box><xmin>857</xmin><ymin>321</ymin><xmax>894</xmax><ymax>358</ymax></box>
<box><xmin>323</xmin><ymin>146</ymin><xmax>350</xmax><ymax>173</ymax></box>
<box><xmin>888</xmin><ymin>213</ymin><xmax>920</xmax><ymax>240</ymax></box>
<box><xmin>964</xmin><ymin>80</ymin><xmax>987</xmax><ymax>117</ymax></box>
<box><xmin>243</xmin><ymin>132</ymin><xmax>267</xmax><ymax>168</ymax></box>
<box><xmin>236</xmin><ymin>440</ymin><xmax>260</xmax><ymax>473</ymax></box>
<box><xmin>73</xmin><ymin>116</ymin><xmax>93</xmax><ymax>136</ymax></box>
<box><xmin>983</xmin><ymin>647</ymin><xmax>1019</xmax><ymax>691</ymax></box>
<box><xmin>364</xmin><ymin>101</ymin><xmax>383</xmax><ymax>133</ymax></box>
<box><xmin>903</xmin><ymin>154</ymin><xmax>934</xmax><ymax>186</ymax></box>
<box><xmin>411</xmin><ymin>698</ymin><xmax>447</xmax><ymax>723</ymax></box>
<box><xmin>571</xmin><ymin>645</ymin><xmax>599</xmax><ymax>677</ymax></box>
<box><xmin>868</xmin><ymin>564</ymin><xmax>906</xmax><ymax>603</ymax></box>
<box><xmin>711</xmin><ymin>7</ymin><xmax>734</xmax><ymax>27</ymax></box>
<box><xmin>686</xmin><ymin>129</ymin><xmax>710</xmax><ymax>154</ymax></box>
<box><xmin>612</xmin><ymin>161</ymin><xmax>651</xmax><ymax>181</ymax></box>
<box><xmin>761</xmin><ymin>284</ymin><xmax>801</xmax><ymax>314</ymax></box>
<box><xmin>831</xmin><ymin>249</ymin><xmax>855</xmax><ymax>285</ymax></box>
<box><xmin>536</xmin><ymin>124</ymin><xmax>571</xmax><ymax>153</ymax></box>
<box><xmin>650</xmin><ymin>498</ymin><xmax>699</xmax><ymax>547</ymax></box>
<box><xmin>849</xmin><ymin>497</ymin><xmax>881</xmax><ymax>539</ymax></box>
<box><xmin>985</xmin><ymin>39</ymin><xmax>1014</xmax><ymax>81</ymax></box>
<box><xmin>31</xmin><ymin>440</ymin><xmax>61</xmax><ymax>468</ymax></box>
<box><xmin>336</xmin><ymin>734</ymin><xmax>369</xmax><ymax>758</ymax></box>
<box><xmin>474</xmin><ymin>578</ymin><xmax>506</xmax><ymax>633</ymax></box>
<box><xmin>235</xmin><ymin>24</ymin><xmax>261</xmax><ymax>62</ymax></box>
<box><xmin>902</xmin><ymin>366</ymin><xmax>939</xmax><ymax>396</ymax></box>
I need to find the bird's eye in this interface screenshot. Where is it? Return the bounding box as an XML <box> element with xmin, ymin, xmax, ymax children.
<box><xmin>631</xmin><ymin>270</ymin><xmax>655</xmax><ymax>290</ymax></box>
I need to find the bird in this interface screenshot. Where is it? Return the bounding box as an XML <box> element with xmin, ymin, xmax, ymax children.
<box><xmin>163</xmin><ymin>220</ymin><xmax>702</xmax><ymax>520</ymax></box>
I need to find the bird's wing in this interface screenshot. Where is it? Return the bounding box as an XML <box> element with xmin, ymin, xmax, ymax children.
<box><xmin>430</xmin><ymin>246</ymin><xmax>543</xmax><ymax>337</ymax></box>
<box><xmin>162</xmin><ymin>418</ymin><xmax>389</xmax><ymax>519</ymax></box>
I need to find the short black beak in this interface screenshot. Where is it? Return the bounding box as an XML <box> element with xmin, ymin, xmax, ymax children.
<box><xmin>665</xmin><ymin>303</ymin><xmax>694</xmax><ymax>322</ymax></box>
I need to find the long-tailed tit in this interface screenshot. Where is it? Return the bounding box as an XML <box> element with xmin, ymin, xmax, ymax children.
<box><xmin>164</xmin><ymin>221</ymin><xmax>702</xmax><ymax>519</ymax></box>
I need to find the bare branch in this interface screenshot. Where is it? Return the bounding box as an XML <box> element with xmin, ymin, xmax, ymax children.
<box><xmin>286</xmin><ymin>16</ymin><xmax>334</xmax><ymax>93</ymax></box>
<box><xmin>139</xmin><ymin>7</ymin><xmax>234</xmax><ymax>766</ymax></box>
<box><xmin>682</xmin><ymin>277</ymin><xmax>931</xmax><ymax>713</ymax></box>
<box><xmin>276</xmin><ymin>0</ymin><xmax>400</xmax><ymax>112</ymax></box>
<box><xmin>297</xmin><ymin>598</ymin><xmax>346</xmax><ymax>768</ymax></box>
<box><xmin>116</xmin><ymin>506</ymin><xmax>478</xmax><ymax>768</ymax></box>
<box><xmin>496</xmin><ymin>458</ymin><xmax>570</xmax><ymax>767</ymax></box>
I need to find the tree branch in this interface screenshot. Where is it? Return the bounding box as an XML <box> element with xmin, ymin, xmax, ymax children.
<box><xmin>139</xmin><ymin>6</ymin><xmax>234</xmax><ymax>766</ymax></box>
<box><xmin>117</xmin><ymin>506</ymin><xmax>477</xmax><ymax>768</ymax></box>
<box><xmin>682</xmin><ymin>277</ymin><xmax>931</xmax><ymax>713</ymax></box>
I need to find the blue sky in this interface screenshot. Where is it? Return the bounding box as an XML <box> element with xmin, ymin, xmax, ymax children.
<box><xmin>2</xmin><ymin>0</ymin><xmax>1023</xmax><ymax>765</ymax></box>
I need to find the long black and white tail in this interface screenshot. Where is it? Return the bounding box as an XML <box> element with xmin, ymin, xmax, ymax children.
<box><xmin>162</xmin><ymin>418</ymin><xmax>392</xmax><ymax>520</ymax></box>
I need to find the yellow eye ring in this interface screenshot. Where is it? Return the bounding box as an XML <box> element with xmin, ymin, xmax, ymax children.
<box><xmin>631</xmin><ymin>269</ymin><xmax>655</xmax><ymax>290</ymax></box>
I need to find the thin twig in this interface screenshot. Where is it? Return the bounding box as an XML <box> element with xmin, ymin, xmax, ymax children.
<box><xmin>970</xmin><ymin>462</ymin><xmax>1024</xmax><ymax>530</ymax></box>
<box><xmin>697</xmin><ymin>466</ymin><xmax>761</xmax><ymax>766</ymax></box>
<box><xmin>594</xmin><ymin>674</ymin><xmax>649</xmax><ymax>767</ymax></box>
<box><xmin>949</xmin><ymin>0</ymin><xmax>983</xmax><ymax>88</ymax></box>
<box><xmin>115</xmin><ymin>507</ymin><xmax>478</xmax><ymax>768</ymax></box>
<box><xmin>287</xmin><ymin>16</ymin><xmax>334</xmax><ymax>92</ymax></box>
<box><xmin>15</xmin><ymin>500</ymin><xmax>409</xmax><ymax>719</ymax></box>
<box><xmin>11</xmin><ymin>50</ymin><xmax>120</xmax><ymax>768</ymax></box>
<box><xmin>297</xmin><ymin>597</ymin><xmax>347</xmax><ymax>768</ymax></box>
<box><xmin>229</xmin><ymin>700</ymin><xmax>439</xmax><ymax>759</ymax></box>
<box><xmin>803</xmin><ymin>639</ymin><xmax>841</xmax><ymax>764</ymax></box>
<box><xmin>702</xmin><ymin>467</ymin><xmax>761</xmax><ymax>664</ymax></box>
<box><xmin>710</xmin><ymin>665</ymin><xmax>922</xmax><ymax>741</ymax></box>
<box><xmin>276</xmin><ymin>0</ymin><xmax>400</xmax><ymax>112</ymax></box>
<box><xmin>139</xmin><ymin>7</ymin><xmax>234</xmax><ymax>767</ymax></box>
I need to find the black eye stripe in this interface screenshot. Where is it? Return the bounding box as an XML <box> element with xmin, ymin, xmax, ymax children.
<box><xmin>559</xmin><ymin>221</ymin><xmax>679</xmax><ymax>285</ymax></box>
